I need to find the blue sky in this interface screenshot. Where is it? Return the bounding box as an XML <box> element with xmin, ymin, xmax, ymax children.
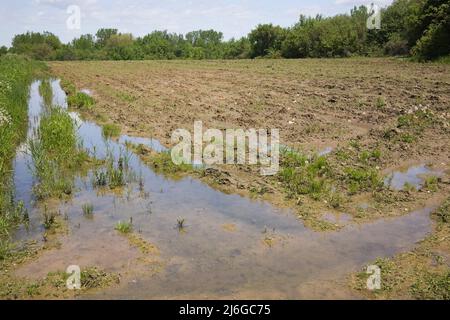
<box><xmin>0</xmin><ymin>0</ymin><xmax>393</xmax><ymax>46</ymax></box>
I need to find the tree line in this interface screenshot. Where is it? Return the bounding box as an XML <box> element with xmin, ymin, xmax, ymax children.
<box><xmin>1</xmin><ymin>0</ymin><xmax>448</xmax><ymax>61</ymax></box>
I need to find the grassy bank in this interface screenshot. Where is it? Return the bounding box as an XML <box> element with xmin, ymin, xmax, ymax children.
<box><xmin>0</xmin><ymin>55</ymin><xmax>46</xmax><ymax>259</ymax></box>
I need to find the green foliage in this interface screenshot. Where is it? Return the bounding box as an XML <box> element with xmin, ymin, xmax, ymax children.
<box><xmin>82</xmin><ymin>203</ymin><xmax>94</xmax><ymax>216</ymax></box>
<box><xmin>5</xmin><ymin>1</ymin><xmax>450</xmax><ymax>61</ymax></box>
<box><xmin>30</xmin><ymin>106</ymin><xmax>88</xmax><ymax>199</ymax></box>
<box><xmin>102</xmin><ymin>123</ymin><xmax>121</xmax><ymax>138</ymax></box>
<box><xmin>39</xmin><ymin>79</ymin><xmax>53</xmax><ymax>106</ymax></box>
<box><xmin>67</xmin><ymin>92</ymin><xmax>94</xmax><ymax>110</ymax></box>
<box><xmin>11</xmin><ymin>31</ymin><xmax>61</xmax><ymax>60</ymax></box>
<box><xmin>0</xmin><ymin>55</ymin><xmax>43</xmax><ymax>258</ymax></box>
<box><xmin>147</xmin><ymin>150</ymin><xmax>193</xmax><ymax>175</ymax></box>
<box><xmin>345</xmin><ymin>167</ymin><xmax>382</xmax><ymax>194</ymax></box>
<box><xmin>96</xmin><ymin>28</ymin><xmax>118</xmax><ymax>47</ymax></box>
<box><xmin>434</xmin><ymin>198</ymin><xmax>450</xmax><ymax>223</ymax></box>
<box><xmin>115</xmin><ymin>220</ymin><xmax>133</xmax><ymax>234</ymax></box>
<box><xmin>411</xmin><ymin>0</ymin><xmax>450</xmax><ymax>60</ymax></box>
<box><xmin>410</xmin><ymin>271</ymin><xmax>450</xmax><ymax>299</ymax></box>
<box><xmin>60</xmin><ymin>79</ymin><xmax>76</xmax><ymax>96</ymax></box>
<box><xmin>279</xmin><ymin>150</ymin><xmax>331</xmax><ymax>200</ymax></box>
<box><xmin>248</xmin><ymin>24</ymin><xmax>286</xmax><ymax>58</ymax></box>
<box><xmin>92</xmin><ymin>150</ymin><xmax>134</xmax><ymax>189</ymax></box>
<box><xmin>0</xmin><ymin>46</ymin><xmax>7</xmax><ymax>56</ymax></box>
<box><xmin>376</xmin><ymin>97</ymin><xmax>386</xmax><ymax>109</ymax></box>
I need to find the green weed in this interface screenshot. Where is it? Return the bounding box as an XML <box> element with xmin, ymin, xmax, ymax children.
<box><xmin>39</xmin><ymin>79</ymin><xmax>53</xmax><ymax>106</ymax></box>
<box><xmin>30</xmin><ymin>107</ymin><xmax>88</xmax><ymax>199</ymax></box>
<box><xmin>424</xmin><ymin>176</ymin><xmax>438</xmax><ymax>192</ymax></box>
<box><xmin>376</xmin><ymin>97</ymin><xmax>385</xmax><ymax>109</ymax></box>
<box><xmin>102</xmin><ymin>123</ymin><xmax>121</xmax><ymax>138</ymax></box>
<box><xmin>279</xmin><ymin>150</ymin><xmax>331</xmax><ymax>200</ymax></box>
<box><xmin>0</xmin><ymin>55</ymin><xmax>45</xmax><ymax>257</ymax></box>
<box><xmin>67</xmin><ymin>92</ymin><xmax>94</xmax><ymax>110</ymax></box>
<box><xmin>60</xmin><ymin>79</ymin><xmax>76</xmax><ymax>96</ymax></box>
<box><xmin>115</xmin><ymin>220</ymin><xmax>133</xmax><ymax>234</ymax></box>
<box><xmin>82</xmin><ymin>203</ymin><xmax>94</xmax><ymax>216</ymax></box>
<box><xmin>344</xmin><ymin>167</ymin><xmax>382</xmax><ymax>194</ymax></box>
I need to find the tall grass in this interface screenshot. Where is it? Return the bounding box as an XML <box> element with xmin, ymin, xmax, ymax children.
<box><xmin>92</xmin><ymin>148</ymin><xmax>135</xmax><ymax>189</ymax></box>
<box><xmin>0</xmin><ymin>55</ymin><xmax>45</xmax><ymax>259</ymax></box>
<box><xmin>39</xmin><ymin>79</ymin><xmax>52</xmax><ymax>106</ymax></box>
<box><xmin>30</xmin><ymin>106</ymin><xmax>88</xmax><ymax>199</ymax></box>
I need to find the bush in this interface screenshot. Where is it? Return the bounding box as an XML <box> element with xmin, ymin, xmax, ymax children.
<box><xmin>384</xmin><ymin>34</ymin><xmax>409</xmax><ymax>56</ymax></box>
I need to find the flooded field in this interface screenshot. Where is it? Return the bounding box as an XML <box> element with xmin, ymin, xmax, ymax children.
<box><xmin>6</xmin><ymin>77</ymin><xmax>447</xmax><ymax>299</ymax></box>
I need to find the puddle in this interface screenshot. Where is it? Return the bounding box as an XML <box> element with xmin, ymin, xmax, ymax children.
<box><xmin>321</xmin><ymin>212</ymin><xmax>352</xmax><ymax>225</ymax></box>
<box><xmin>384</xmin><ymin>164</ymin><xmax>442</xmax><ymax>190</ymax></box>
<box><xmin>11</xmin><ymin>79</ymin><xmax>436</xmax><ymax>299</ymax></box>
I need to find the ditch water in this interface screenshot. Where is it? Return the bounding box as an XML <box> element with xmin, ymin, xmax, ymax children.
<box><xmin>11</xmin><ymin>79</ymin><xmax>436</xmax><ymax>299</ymax></box>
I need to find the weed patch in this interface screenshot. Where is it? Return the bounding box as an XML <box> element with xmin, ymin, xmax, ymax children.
<box><xmin>30</xmin><ymin>107</ymin><xmax>89</xmax><ymax>199</ymax></box>
<box><xmin>102</xmin><ymin>123</ymin><xmax>121</xmax><ymax>138</ymax></box>
<box><xmin>115</xmin><ymin>220</ymin><xmax>133</xmax><ymax>234</ymax></box>
<box><xmin>0</xmin><ymin>55</ymin><xmax>45</xmax><ymax>258</ymax></box>
<box><xmin>67</xmin><ymin>92</ymin><xmax>94</xmax><ymax>110</ymax></box>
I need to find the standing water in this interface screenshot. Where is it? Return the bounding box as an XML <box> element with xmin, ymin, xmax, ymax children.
<box><xmin>12</xmin><ymin>79</ymin><xmax>434</xmax><ymax>299</ymax></box>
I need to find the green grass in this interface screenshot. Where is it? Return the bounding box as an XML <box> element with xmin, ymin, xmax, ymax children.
<box><xmin>67</xmin><ymin>92</ymin><xmax>94</xmax><ymax>110</ymax></box>
<box><xmin>0</xmin><ymin>266</ymin><xmax>119</xmax><ymax>299</ymax></box>
<box><xmin>43</xmin><ymin>209</ymin><xmax>58</xmax><ymax>230</ymax></box>
<box><xmin>344</xmin><ymin>167</ymin><xmax>383</xmax><ymax>194</ymax></box>
<box><xmin>39</xmin><ymin>79</ymin><xmax>53</xmax><ymax>106</ymax></box>
<box><xmin>0</xmin><ymin>55</ymin><xmax>45</xmax><ymax>259</ymax></box>
<box><xmin>145</xmin><ymin>150</ymin><xmax>193</xmax><ymax>175</ymax></box>
<box><xmin>115</xmin><ymin>220</ymin><xmax>133</xmax><ymax>234</ymax></box>
<box><xmin>434</xmin><ymin>197</ymin><xmax>450</xmax><ymax>223</ymax></box>
<box><xmin>30</xmin><ymin>106</ymin><xmax>88</xmax><ymax>200</ymax></box>
<box><xmin>278</xmin><ymin>149</ymin><xmax>331</xmax><ymax>201</ymax></box>
<box><xmin>60</xmin><ymin>79</ymin><xmax>76</xmax><ymax>96</ymax></box>
<box><xmin>92</xmin><ymin>150</ymin><xmax>134</xmax><ymax>189</ymax></box>
<box><xmin>375</xmin><ymin>97</ymin><xmax>385</xmax><ymax>109</ymax></box>
<box><xmin>102</xmin><ymin>123</ymin><xmax>121</xmax><ymax>138</ymax></box>
<box><xmin>424</xmin><ymin>176</ymin><xmax>439</xmax><ymax>192</ymax></box>
<box><xmin>410</xmin><ymin>271</ymin><xmax>450</xmax><ymax>299</ymax></box>
<box><xmin>115</xmin><ymin>91</ymin><xmax>137</xmax><ymax>103</ymax></box>
<box><xmin>82</xmin><ymin>203</ymin><xmax>94</xmax><ymax>216</ymax></box>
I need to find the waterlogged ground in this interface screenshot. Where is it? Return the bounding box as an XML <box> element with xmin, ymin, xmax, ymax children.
<box><xmin>6</xmin><ymin>77</ymin><xmax>448</xmax><ymax>299</ymax></box>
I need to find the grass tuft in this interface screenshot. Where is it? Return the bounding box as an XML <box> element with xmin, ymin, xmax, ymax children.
<box><xmin>67</xmin><ymin>92</ymin><xmax>94</xmax><ymax>110</ymax></box>
<box><xmin>102</xmin><ymin>123</ymin><xmax>121</xmax><ymax>138</ymax></box>
<box><xmin>115</xmin><ymin>220</ymin><xmax>133</xmax><ymax>234</ymax></box>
